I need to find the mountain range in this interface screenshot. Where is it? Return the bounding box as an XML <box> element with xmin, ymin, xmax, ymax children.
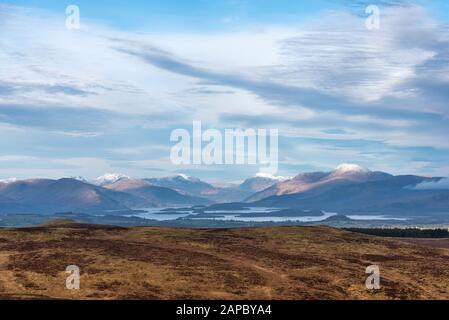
<box><xmin>0</xmin><ymin>164</ymin><xmax>448</xmax><ymax>216</ymax></box>
<box><xmin>144</xmin><ymin>173</ymin><xmax>286</xmax><ymax>202</ymax></box>
<box><xmin>0</xmin><ymin>172</ymin><xmax>283</xmax><ymax>214</ymax></box>
<box><xmin>249</xmin><ymin>164</ymin><xmax>449</xmax><ymax>215</ymax></box>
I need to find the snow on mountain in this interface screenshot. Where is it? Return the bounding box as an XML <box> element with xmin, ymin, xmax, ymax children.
<box><xmin>329</xmin><ymin>164</ymin><xmax>391</xmax><ymax>183</ymax></box>
<box><xmin>0</xmin><ymin>178</ymin><xmax>19</xmax><ymax>184</ymax></box>
<box><xmin>239</xmin><ymin>174</ymin><xmax>291</xmax><ymax>193</ymax></box>
<box><xmin>177</xmin><ymin>173</ymin><xmax>191</xmax><ymax>180</ymax></box>
<box><xmin>332</xmin><ymin>164</ymin><xmax>370</xmax><ymax>174</ymax></box>
<box><xmin>174</xmin><ymin>174</ymin><xmax>201</xmax><ymax>182</ymax></box>
<box><xmin>144</xmin><ymin>175</ymin><xmax>213</xmax><ymax>195</ymax></box>
<box><xmin>70</xmin><ymin>176</ymin><xmax>89</xmax><ymax>183</ymax></box>
<box><xmin>94</xmin><ymin>173</ymin><xmax>130</xmax><ymax>186</ymax></box>
<box><xmin>255</xmin><ymin>172</ymin><xmax>292</xmax><ymax>182</ymax></box>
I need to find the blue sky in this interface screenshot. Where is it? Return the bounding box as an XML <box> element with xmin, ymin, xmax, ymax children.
<box><xmin>0</xmin><ymin>0</ymin><xmax>448</xmax><ymax>182</ymax></box>
<box><xmin>4</xmin><ymin>0</ymin><xmax>449</xmax><ymax>30</ymax></box>
<box><xmin>1</xmin><ymin>0</ymin><xmax>344</xmax><ymax>30</ymax></box>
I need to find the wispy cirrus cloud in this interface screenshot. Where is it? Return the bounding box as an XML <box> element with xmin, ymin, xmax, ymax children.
<box><xmin>0</xmin><ymin>2</ymin><xmax>448</xmax><ymax>180</ymax></box>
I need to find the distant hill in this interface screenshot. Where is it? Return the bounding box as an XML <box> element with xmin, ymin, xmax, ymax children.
<box><xmin>145</xmin><ymin>174</ymin><xmax>285</xmax><ymax>202</ymax></box>
<box><xmin>249</xmin><ymin>165</ymin><xmax>448</xmax><ymax>215</ymax></box>
<box><xmin>0</xmin><ymin>177</ymin><xmax>212</xmax><ymax>214</ymax></box>
<box><xmin>144</xmin><ymin>174</ymin><xmax>217</xmax><ymax>197</ymax></box>
<box><xmin>1</xmin><ymin>165</ymin><xmax>447</xmax><ymax>215</ymax></box>
<box><xmin>0</xmin><ymin>178</ymin><xmax>130</xmax><ymax>213</ymax></box>
<box><xmin>239</xmin><ymin>174</ymin><xmax>290</xmax><ymax>193</ymax></box>
<box><xmin>246</xmin><ymin>164</ymin><xmax>393</xmax><ymax>202</ymax></box>
<box><xmin>104</xmin><ymin>177</ymin><xmax>212</xmax><ymax>207</ymax></box>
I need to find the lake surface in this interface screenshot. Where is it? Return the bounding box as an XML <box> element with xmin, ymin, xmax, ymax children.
<box><xmin>346</xmin><ymin>215</ymin><xmax>409</xmax><ymax>221</ymax></box>
<box><xmin>198</xmin><ymin>211</ymin><xmax>338</xmax><ymax>222</ymax></box>
<box><xmin>126</xmin><ymin>207</ymin><xmax>340</xmax><ymax>222</ymax></box>
<box><xmin>125</xmin><ymin>207</ymin><xmax>411</xmax><ymax>223</ymax></box>
<box><xmin>125</xmin><ymin>208</ymin><xmax>191</xmax><ymax>221</ymax></box>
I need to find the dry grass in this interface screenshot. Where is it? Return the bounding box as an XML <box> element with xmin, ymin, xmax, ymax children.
<box><xmin>0</xmin><ymin>220</ymin><xmax>448</xmax><ymax>300</ymax></box>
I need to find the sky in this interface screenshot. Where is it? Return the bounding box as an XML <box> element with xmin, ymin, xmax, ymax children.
<box><xmin>0</xmin><ymin>0</ymin><xmax>448</xmax><ymax>182</ymax></box>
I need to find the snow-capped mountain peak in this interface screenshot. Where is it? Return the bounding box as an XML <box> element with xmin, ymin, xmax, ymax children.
<box><xmin>239</xmin><ymin>173</ymin><xmax>292</xmax><ymax>193</ymax></box>
<box><xmin>255</xmin><ymin>172</ymin><xmax>291</xmax><ymax>182</ymax></box>
<box><xmin>94</xmin><ymin>173</ymin><xmax>130</xmax><ymax>186</ymax></box>
<box><xmin>175</xmin><ymin>174</ymin><xmax>200</xmax><ymax>182</ymax></box>
<box><xmin>333</xmin><ymin>164</ymin><xmax>370</xmax><ymax>174</ymax></box>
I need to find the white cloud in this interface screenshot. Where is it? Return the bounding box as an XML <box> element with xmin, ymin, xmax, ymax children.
<box><xmin>0</xmin><ymin>4</ymin><xmax>448</xmax><ymax>179</ymax></box>
<box><xmin>2</xmin><ymin>4</ymin><xmax>445</xmax><ymax>120</ymax></box>
<box><xmin>414</xmin><ymin>178</ymin><xmax>449</xmax><ymax>190</ymax></box>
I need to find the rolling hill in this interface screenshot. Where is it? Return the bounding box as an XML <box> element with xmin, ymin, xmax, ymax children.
<box><xmin>0</xmin><ymin>221</ymin><xmax>448</xmax><ymax>299</ymax></box>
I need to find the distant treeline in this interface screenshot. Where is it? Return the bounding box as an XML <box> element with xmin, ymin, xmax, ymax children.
<box><xmin>344</xmin><ymin>228</ymin><xmax>449</xmax><ymax>238</ymax></box>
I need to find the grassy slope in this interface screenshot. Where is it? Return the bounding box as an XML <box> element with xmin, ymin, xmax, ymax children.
<box><xmin>0</xmin><ymin>220</ymin><xmax>448</xmax><ymax>300</ymax></box>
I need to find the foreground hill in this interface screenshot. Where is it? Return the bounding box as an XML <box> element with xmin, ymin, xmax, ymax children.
<box><xmin>0</xmin><ymin>221</ymin><xmax>448</xmax><ymax>299</ymax></box>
